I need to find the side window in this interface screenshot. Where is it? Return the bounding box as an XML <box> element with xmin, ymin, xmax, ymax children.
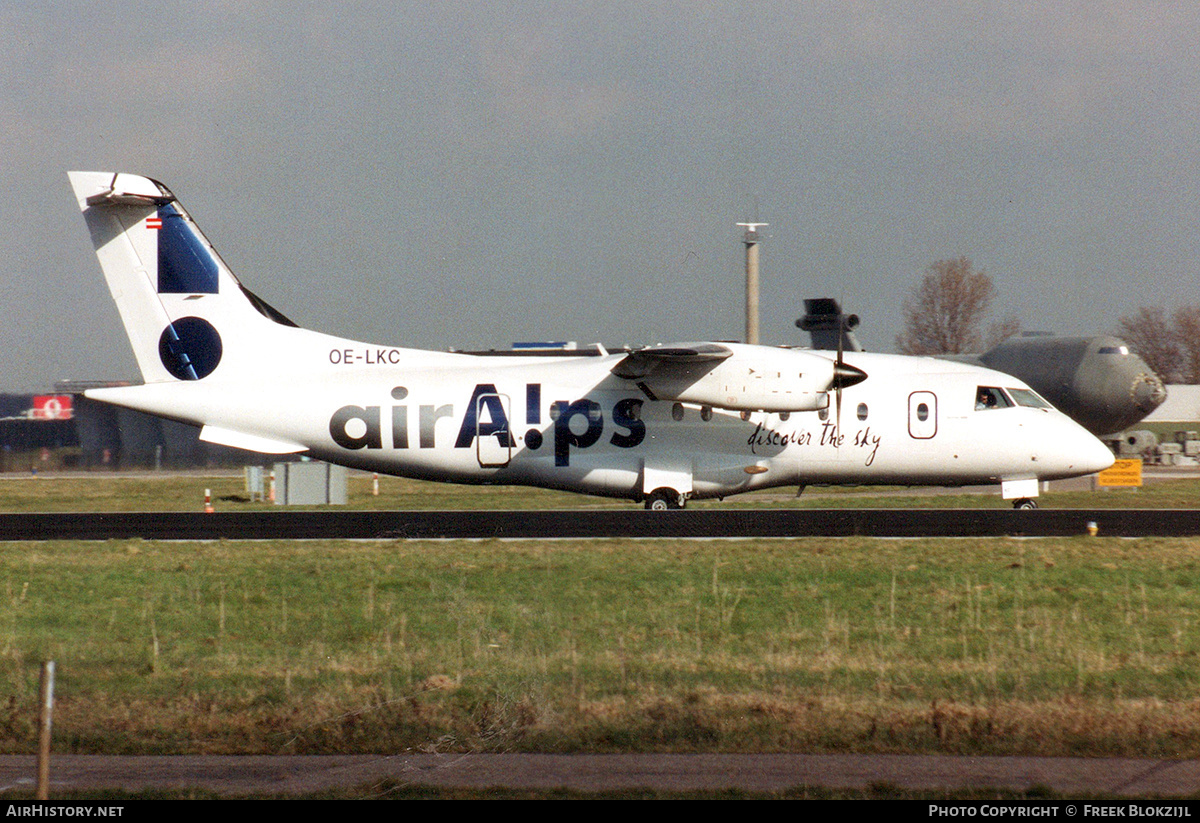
<box><xmin>975</xmin><ymin>386</ymin><xmax>1012</xmax><ymax>410</ymax></box>
<box><xmin>1007</xmin><ymin>388</ymin><xmax>1053</xmax><ymax>409</ymax></box>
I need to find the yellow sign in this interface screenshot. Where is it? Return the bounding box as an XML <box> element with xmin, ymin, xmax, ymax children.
<box><xmin>1097</xmin><ymin>459</ymin><xmax>1142</xmax><ymax>488</ymax></box>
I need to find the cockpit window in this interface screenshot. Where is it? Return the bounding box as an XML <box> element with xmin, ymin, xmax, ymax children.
<box><xmin>1007</xmin><ymin>387</ymin><xmax>1053</xmax><ymax>409</ymax></box>
<box><xmin>1098</xmin><ymin>346</ymin><xmax>1129</xmax><ymax>355</ymax></box>
<box><xmin>975</xmin><ymin>386</ymin><xmax>1012</xmax><ymax>410</ymax></box>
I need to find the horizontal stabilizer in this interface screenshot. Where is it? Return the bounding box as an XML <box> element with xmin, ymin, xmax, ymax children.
<box><xmin>81</xmin><ymin>172</ymin><xmax>175</xmax><ymax>207</ymax></box>
<box><xmin>199</xmin><ymin>425</ymin><xmax>307</xmax><ymax>455</ymax></box>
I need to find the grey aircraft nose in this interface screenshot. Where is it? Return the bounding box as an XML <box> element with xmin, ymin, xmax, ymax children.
<box><xmin>1131</xmin><ymin>371</ymin><xmax>1167</xmax><ymax>414</ymax></box>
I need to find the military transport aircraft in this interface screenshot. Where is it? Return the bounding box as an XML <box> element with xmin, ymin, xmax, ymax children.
<box><xmin>798</xmin><ymin>298</ymin><xmax>1166</xmax><ymax>437</ymax></box>
<box><xmin>68</xmin><ymin>172</ymin><xmax>1114</xmax><ymax>509</ymax></box>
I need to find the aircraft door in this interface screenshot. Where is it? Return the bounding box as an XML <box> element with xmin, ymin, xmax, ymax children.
<box><xmin>475</xmin><ymin>392</ymin><xmax>512</xmax><ymax>467</ymax></box>
<box><xmin>908</xmin><ymin>392</ymin><xmax>937</xmax><ymax>439</ymax></box>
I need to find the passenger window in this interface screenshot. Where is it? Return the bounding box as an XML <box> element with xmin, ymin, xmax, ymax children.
<box><xmin>975</xmin><ymin>386</ymin><xmax>1012</xmax><ymax>410</ymax></box>
<box><xmin>856</xmin><ymin>403</ymin><xmax>868</xmax><ymax>421</ymax></box>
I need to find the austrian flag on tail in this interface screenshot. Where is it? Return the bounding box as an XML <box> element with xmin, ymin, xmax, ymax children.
<box><xmin>146</xmin><ymin>216</ymin><xmax>162</xmax><ymax>229</ymax></box>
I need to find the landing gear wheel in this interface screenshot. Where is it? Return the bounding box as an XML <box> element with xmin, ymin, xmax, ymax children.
<box><xmin>645</xmin><ymin>488</ymin><xmax>684</xmax><ymax>511</ymax></box>
<box><xmin>1013</xmin><ymin>498</ymin><xmax>1038</xmax><ymax>510</ymax></box>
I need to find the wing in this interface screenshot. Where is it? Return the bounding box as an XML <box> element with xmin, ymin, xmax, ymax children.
<box><xmin>610</xmin><ymin>343</ymin><xmax>733</xmax><ymax>380</ymax></box>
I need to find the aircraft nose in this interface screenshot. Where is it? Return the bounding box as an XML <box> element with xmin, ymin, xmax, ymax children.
<box><xmin>1061</xmin><ymin>422</ymin><xmax>1115</xmax><ymax>476</ymax></box>
<box><xmin>1038</xmin><ymin>414</ymin><xmax>1115</xmax><ymax>478</ymax></box>
<box><xmin>1078</xmin><ymin>430</ymin><xmax>1116</xmax><ymax>475</ymax></box>
<box><xmin>1132</xmin><ymin>372</ymin><xmax>1167</xmax><ymax>414</ymax></box>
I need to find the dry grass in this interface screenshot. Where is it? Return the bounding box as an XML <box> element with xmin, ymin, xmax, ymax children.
<box><xmin>0</xmin><ymin>535</ymin><xmax>1198</xmax><ymax>756</ymax></box>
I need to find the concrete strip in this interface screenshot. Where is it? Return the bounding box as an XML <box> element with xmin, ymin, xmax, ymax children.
<box><xmin>1</xmin><ymin>754</ymin><xmax>1199</xmax><ymax>797</ymax></box>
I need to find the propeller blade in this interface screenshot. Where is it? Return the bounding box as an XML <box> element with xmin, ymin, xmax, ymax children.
<box><xmin>829</xmin><ymin>307</ymin><xmax>866</xmax><ymax>439</ymax></box>
<box><xmin>836</xmin><ymin>311</ymin><xmax>845</xmax><ymax>435</ymax></box>
<box><xmin>836</xmin><ymin>377</ymin><xmax>843</xmax><ymax>435</ymax></box>
<box><xmin>833</xmin><ymin>360</ymin><xmax>868</xmax><ymax>434</ymax></box>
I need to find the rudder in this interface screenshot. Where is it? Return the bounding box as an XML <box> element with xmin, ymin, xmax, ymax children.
<box><xmin>68</xmin><ymin>171</ymin><xmax>290</xmax><ymax>384</ymax></box>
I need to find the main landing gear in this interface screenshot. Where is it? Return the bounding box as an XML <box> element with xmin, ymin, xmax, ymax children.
<box><xmin>644</xmin><ymin>488</ymin><xmax>686</xmax><ymax>510</ymax></box>
<box><xmin>1012</xmin><ymin>498</ymin><xmax>1038</xmax><ymax>510</ymax></box>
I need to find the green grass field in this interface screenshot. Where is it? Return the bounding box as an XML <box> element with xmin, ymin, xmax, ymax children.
<box><xmin>0</xmin><ymin>472</ymin><xmax>1198</xmax><ymax>762</ymax></box>
<box><xmin>0</xmin><ymin>468</ymin><xmax>1190</xmax><ymax>511</ymax></box>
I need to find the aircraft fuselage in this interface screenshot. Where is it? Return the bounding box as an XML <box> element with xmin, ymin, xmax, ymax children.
<box><xmin>91</xmin><ymin>342</ymin><xmax>1113</xmax><ymax>503</ymax></box>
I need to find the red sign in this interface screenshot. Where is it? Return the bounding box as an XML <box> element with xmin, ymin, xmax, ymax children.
<box><xmin>32</xmin><ymin>396</ymin><xmax>73</xmax><ymax>420</ymax></box>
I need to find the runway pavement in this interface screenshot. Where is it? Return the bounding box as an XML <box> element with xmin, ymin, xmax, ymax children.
<box><xmin>1</xmin><ymin>753</ymin><xmax>1198</xmax><ymax>797</ymax></box>
<box><xmin>3</xmin><ymin>507</ymin><xmax>1200</xmax><ymax>540</ymax></box>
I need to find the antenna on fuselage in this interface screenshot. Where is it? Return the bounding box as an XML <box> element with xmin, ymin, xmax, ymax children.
<box><xmin>736</xmin><ymin>221</ymin><xmax>768</xmax><ymax>345</ymax></box>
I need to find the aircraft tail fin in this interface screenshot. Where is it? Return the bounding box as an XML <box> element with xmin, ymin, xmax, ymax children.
<box><xmin>796</xmin><ymin>298</ymin><xmax>864</xmax><ymax>353</ymax></box>
<box><xmin>68</xmin><ymin>171</ymin><xmax>300</xmax><ymax>384</ymax></box>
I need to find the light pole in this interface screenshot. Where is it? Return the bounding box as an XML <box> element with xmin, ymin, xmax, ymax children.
<box><xmin>736</xmin><ymin>221</ymin><xmax>768</xmax><ymax>345</ymax></box>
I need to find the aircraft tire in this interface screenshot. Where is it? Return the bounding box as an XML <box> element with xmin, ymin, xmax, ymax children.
<box><xmin>645</xmin><ymin>488</ymin><xmax>683</xmax><ymax>511</ymax></box>
<box><xmin>1013</xmin><ymin>498</ymin><xmax>1038</xmax><ymax>510</ymax></box>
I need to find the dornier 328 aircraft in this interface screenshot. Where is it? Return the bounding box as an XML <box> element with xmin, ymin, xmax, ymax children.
<box><xmin>68</xmin><ymin>171</ymin><xmax>1114</xmax><ymax>510</ymax></box>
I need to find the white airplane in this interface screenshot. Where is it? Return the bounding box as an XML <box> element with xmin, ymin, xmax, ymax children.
<box><xmin>67</xmin><ymin>171</ymin><xmax>1114</xmax><ymax>510</ymax></box>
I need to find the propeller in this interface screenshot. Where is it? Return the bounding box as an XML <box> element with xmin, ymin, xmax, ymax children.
<box><xmin>830</xmin><ymin>313</ymin><xmax>868</xmax><ymax>436</ymax></box>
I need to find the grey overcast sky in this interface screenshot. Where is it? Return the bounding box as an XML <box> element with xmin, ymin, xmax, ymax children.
<box><xmin>4</xmin><ymin>2</ymin><xmax>1199</xmax><ymax>390</ymax></box>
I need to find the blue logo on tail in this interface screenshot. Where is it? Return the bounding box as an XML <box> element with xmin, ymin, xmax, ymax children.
<box><xmin>159</xmin><ymin>317</ymin><xmax>222</xmax><ymax>380</ymax></box>
<box><xmin>157</xmin><ymin>204</ymin><xmax>219</xmax><ymax>294</ymax></box>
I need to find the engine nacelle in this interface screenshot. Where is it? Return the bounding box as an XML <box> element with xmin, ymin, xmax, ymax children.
<box><xmin>622</xmin><ymin>347</ymin><xmax>865</xmax><ymax>413</ymax></box>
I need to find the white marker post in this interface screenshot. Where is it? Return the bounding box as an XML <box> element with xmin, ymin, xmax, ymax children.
<box><xmin>36</xmin><ymin>661</ymin><xmax>54</xmax><ymax>800</ymax></box>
